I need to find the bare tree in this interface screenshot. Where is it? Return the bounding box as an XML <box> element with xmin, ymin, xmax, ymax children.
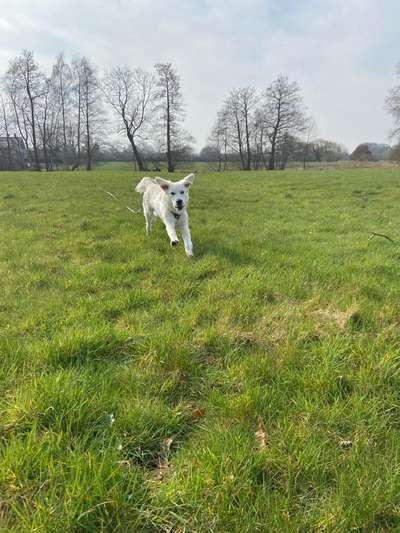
<box><xmin>0</xmin><ymin>96</ymin><xmax>13</xmax><ymax>169</ymax></box>
<box><xmin>37</xmin><ymin>78</ymin><xmax>50</xmax><ymax>170</ymax></box>
<box><xmin>214</xmin><ymin>87</ymin><xmax>257</xmax><ymax>171</ymax></box>
<box><xmin>78</xmin><ymin>57</ymin><xmax>102</xmax><ymax>170</ymax></box>
<box><xmin>208</xmin><ymin>109</ymin><xmax>229</xmax><ymax>170</ymax></box>
<box><xmin>3</xmin><ymin>69</ymin><xmax>30</xmax><ymax>165</ymax></box>
<box><xmin>302</xmin><ymin>117</ymin><xmax>318</xmax><ymax>169</ymax></box>
<box><xmin>386</xmin><ymin>63</ymin><xmax>400</xmax><ymax>139</ymax></box>
<box><xmin>238</xmin><ymin>87</ymin><xmax>257</xmax><ymax>170</ymax></box>
<box><xmin>252</xmin><ymin>107</ymin><xmax>268</xmax><ymax>169</ymax></box>
<box><xmin>154</xmin><ymin>63</ymin><xmax>187</xmax><ymax>172</ymax></box>
<box><xmin>5</xmin><ymin>50</ymin><xmax>44</xmax><ymax>171</ymax></box>
<box><xmin>70</xmin><ymin>58</ymin><xmax>84</xmax><ymax>169</ymax></box>
<box><xmin>103</xmin><ymin>66</ymin><xmax>154</xmax><ymax>171</ymax></box>
<box><xmin>51</xmin><ymin>53</ymin><xmax>73</xmax><ymax>166</ymax></box>
<box><xmin>224</xmin><ymin>90</ymin><xmax>245</xmax><ymax>169</ymax></box>
<box><xmin>37</xmin><ymin>77</ymin><xmax>59</xmax><ymax>171</ymax></box>
<box><xmin>260</xmin><ymin>76</ymin><xmax>306</xmax><ymax>170</ymax></box>
<box><xmin>210</xmin><ymin>79</ymin><xmax>307</xmax><ymax>171</ymax></box>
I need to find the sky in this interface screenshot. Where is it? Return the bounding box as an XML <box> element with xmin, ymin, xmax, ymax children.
<box><xmin>0</xmin><ymin>0</ymin><xmax>399</xmax><ymax>152</ymax></box>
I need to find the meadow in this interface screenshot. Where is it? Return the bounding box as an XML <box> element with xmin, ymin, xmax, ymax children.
<box><xmin>1</xmin><ymin>167</ymin><xmax>400</xmax><ymax>531</ymax></box>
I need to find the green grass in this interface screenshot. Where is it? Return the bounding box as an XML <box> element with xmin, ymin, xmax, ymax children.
<box><xmin>95</xmin><ymin>161</ymin><xmax>218</xmax><ymax>173</ymax></box>
<box><xmin>1</xmin><ymin>168</ymin><xmax>400</xmax><ymax>531</ymax></box>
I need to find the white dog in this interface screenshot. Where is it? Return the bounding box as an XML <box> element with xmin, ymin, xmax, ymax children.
<box><xmin>135</xmin><ymin>173</ymin><xmax>195</xmax><ymax>257</ymax></box>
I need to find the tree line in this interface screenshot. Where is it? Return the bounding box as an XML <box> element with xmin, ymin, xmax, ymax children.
<box><xmin>1</xmin><ymin>49</ymin><xmax>400</xmax><ymax>172</ymax></box>
<box><xmin>0</xmin><ymin>50</ymin><xmax>190</xmax><ymax>172</ymax></box>
<box><xmin>205</xmin><ymin>70</ymin><xmax>400</xmax><ymax>170</ymax></box>
<box><xmin>207</xmin><ymin>78</ymin><xmax>311</xmax><ymax>171</ymax></box>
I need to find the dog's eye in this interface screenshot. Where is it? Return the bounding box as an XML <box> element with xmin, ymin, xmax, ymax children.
<box><xmin>171</xmin><ymin>192</ymin><xmax>175</xmax><ymax>195</ymax></box>
<box><xmin>180</xmin><ymin>191</ymin><xmax>184</xmax><ymax>194</ymax></box>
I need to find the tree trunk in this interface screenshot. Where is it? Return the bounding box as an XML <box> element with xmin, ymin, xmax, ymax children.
<box><xmin>86</xmin><ymin>117</ymin><xmax>91</xmax><ymax>171</ymax></box>
<box><xmin>235</xmin><ymin>115</ymin><xmax>245</xmax><ymax>170</ymax></box>
<box><xmin>42</xmin><ymin>142</ymin><xmax>50</xmax><ymax>171</ymax></box>
<box><xmin>259</xmin><ymin>131</ymin><xmax>266</xmax><ymax>169</ymax></box>
<box><xmin>5</xmin><ymin>134</ymin><xmax>12</xmax><ymax>170</ymax></box>
<box><xmin>4</xmin><ymin>127</ymin><xmax>12</xmax><ymax>170</ymax></box>
<box><xmin>14</xmin><ymin>135</ymin><xmax>25</xmax><ymax>168</ymax></box>
<box><xmin>1</xmin><ymin>102</ymin><xmax>12</xmax><ymax>169</ymax></box>
<box><xmin>76</xmin><ymin>80</ymin><xmax>82</xmax><ymax>170</ymax></box>
<box><xmin>60</xmin><ymin>78</ymin><xmax>68</xmax><ymax>168</ymax></box>
<box><xmin>244</xmin><ymin>111</ymin><xmax>251</xmax><ymax>170</ymax></box>
<box><xmin>268</xmin><ymin>98</ymin><xmax>282</xmax><ymax>171</ymax></box>
<box><xmin>10</xmin><ymin>99</ymin><xmax>29</xmax><ymax>167</ymax></box>
<box><xmin>85</xmin><ymin>82</ymin><xmax>91</xmax><ymax>171</ymax></box>
<box><xmin>279</xmin><ymin>134</ymin><xmax>289</xmax><ymax>170</ymax></box>
<box><xmin>223</xmin><ymin>139</ymin><xmax>227</xmax><ymax>171</ymax></box>
<box><xmin>27</xmin><ymin>89</ymin><xmax>40</xmax><ymax>171</ymax></box>
<box><xmin>132</xmin><ymin>143</ymin><xmax>144</xmax><ymax>171</ymax></box>
<box><xmin>268</xmin><ymin>130</ymin><xmax>277</xmax><ymax>170</ymax></box>
<box><xmin>166</xmin><ymin>83</ymin><xmax>174</xmax><ymax>172</ymax></box>
<box><xmin>39</xmin><ymin>124</ymin><xmax>50</xmax><ymax>171</ymax></box>
<box><xmin>303</xmin><ymin>139</ymin><xmax>310</xmax><ymax>170</ymax></box>
<box><xmin>127</xmin><ymin>129</ymin><xmax>144</xmax><ymax>171</ymax></box>
<box><xmin>268</xmin><ymin>147</ymin><xmax>275</xmax><ymax>170</ymax></box>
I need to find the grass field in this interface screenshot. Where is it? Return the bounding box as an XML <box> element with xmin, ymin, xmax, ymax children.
<box><xmin>95</xmin><ymin>159</ymin><xmax>400</xmax><ymax>174</ymax></box>
<box><xmin>95</xmin><ymin>161</ymin><xmax>217</xmax><ymax>173</ymax></box>
<box><xmin>1</xmin><ymin>168</ymin><xmax>400</xmax><ymax>531</ymax></box>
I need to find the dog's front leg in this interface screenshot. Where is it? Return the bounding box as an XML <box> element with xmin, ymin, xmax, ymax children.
<box><xmin>181</xmin><ymin>217</ymin><xmax>194</xmax><ymax>257</ymax></box>
<box><xmin>164</xmin><ymin>219</ymin><xmax>179</xmax><ymax>247</ymax></box>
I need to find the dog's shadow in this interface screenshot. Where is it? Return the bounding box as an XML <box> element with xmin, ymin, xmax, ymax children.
<box><xmin>195</xmin><ymin>238</ymin><xmax>257</xmax><ymax>266</ymax></box>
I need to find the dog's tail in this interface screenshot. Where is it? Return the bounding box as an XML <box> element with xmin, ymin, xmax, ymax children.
<box><xmin>135</xmin><ymin>177</ymin><xmax>154</xmax><ymax>194</ymax></box>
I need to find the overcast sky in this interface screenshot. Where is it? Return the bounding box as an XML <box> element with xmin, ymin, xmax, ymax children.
<box><xmin>0</xmin><ymin>0</ymin><xmax>399</xmax><ymax>151</ymax></box>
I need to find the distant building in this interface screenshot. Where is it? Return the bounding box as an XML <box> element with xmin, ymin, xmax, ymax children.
<box><xmin>0</xmin><ymin>135</ymin><xmax>28</xmax><ymax>170</ymax></box>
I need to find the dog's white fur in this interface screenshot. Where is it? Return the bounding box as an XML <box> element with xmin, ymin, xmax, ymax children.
<box><xmin>135</xmin><ymin>173</ymin><xmax>195</xmax><ymax>257</ymax></box>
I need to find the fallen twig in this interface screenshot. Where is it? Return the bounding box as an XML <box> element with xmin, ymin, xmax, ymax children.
<box><xmin>126</xmin><ymin>206</ymin><xmax>140</xmax><ymax>214</ymax></box>
<box><xmin>99</xmin><ymin>187</ymin><xmax>119</xmax><ymax>200</ymax></box>
<box><xmin>369</xmin><ymin>232</ymin><xmax>399</xmax><ymax>245</ymax></box>
<box><xmin>98</xmin><ymin>187</ymin><xmax>141</xmax><ymax>214</ymax></box>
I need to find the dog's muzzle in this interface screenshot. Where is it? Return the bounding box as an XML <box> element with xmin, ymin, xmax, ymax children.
<box><xmin>175</xmin><ymin>200</ymin><xmax>184</xmax><ymax>210</ymax></box>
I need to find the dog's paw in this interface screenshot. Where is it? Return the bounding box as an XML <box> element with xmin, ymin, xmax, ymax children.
<box><xmin>170</xmin><ymin>240</ymin><xmax>179</xmax><ymax>247</ymax></box>
<box><xmin>186</xmin><ymin>250</ymin><xmax>194</xmax><ymax>258</ymax></box>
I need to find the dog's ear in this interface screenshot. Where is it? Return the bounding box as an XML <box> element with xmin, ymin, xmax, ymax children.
<box><xmin>154</xmin><ymin>177</ymin><xmax>170</xmax><ymax>191</ymax></box>
<box><xmin>182</xmin><ymin>173</ymin><xmax>195</xmax><ymax>188</ymax></box>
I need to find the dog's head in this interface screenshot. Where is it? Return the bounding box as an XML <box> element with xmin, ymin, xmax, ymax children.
<box><xmin>154</xmin><ymin>173</ymin><xmax>194</xmax><ymax>211</ymax></box>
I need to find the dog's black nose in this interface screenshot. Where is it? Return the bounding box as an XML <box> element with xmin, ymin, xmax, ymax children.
<box><xmin>176</xmin><ymin>199</ymin><xmax>183</xmax><ymax>206</ymax></box>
